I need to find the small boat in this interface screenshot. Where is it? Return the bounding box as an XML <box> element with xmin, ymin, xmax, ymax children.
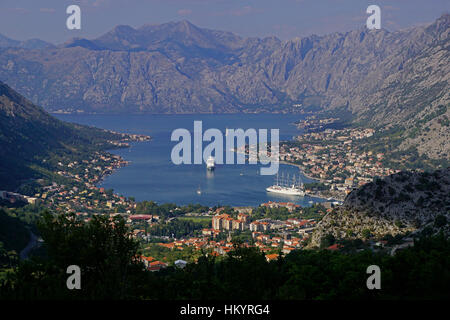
<box><xmin>206</xmin><ymin>156</ymin><xmax>215</xmax><ymax>171</ymax></box>
<box><xmin>196</xmin><ymin>185</ymin><xmax>202</xmax><ymax>195</ymax></box>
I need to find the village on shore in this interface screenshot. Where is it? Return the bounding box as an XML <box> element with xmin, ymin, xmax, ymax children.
<box><xmin>280</xmin><ymin>119</ymin><xmax>401</xmax><ymax>200</ymax></box>
<box><xmin>0</xmin><ymin>117</ymin><xmax>409</xmax><ymax>272</ymax></box>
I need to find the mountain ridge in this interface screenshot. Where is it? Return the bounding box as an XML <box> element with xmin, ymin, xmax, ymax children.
<box><xmin>1</xmin><ymin>16</ymin><xmax>447</xmax><ymax>112</ymax></box>
<box><xmin>0</xmin><ymin>33</ymin><xmax>54</xmax><ymax>50</ymax></box>
<box><xmin>0</xmin><ymin>15</ymin><xmax>448</xmax><ymax>160</ymax></box>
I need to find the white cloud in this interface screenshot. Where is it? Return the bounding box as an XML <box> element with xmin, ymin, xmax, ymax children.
<box><xmin>178</xmin><ymin>9</ymin><xmax>193</xmax><ymax>16</ymax></box>
<box><xmin>40</xmin><ymin>8</ymin><xmax>56</xmax><ymax>14</ymax></box>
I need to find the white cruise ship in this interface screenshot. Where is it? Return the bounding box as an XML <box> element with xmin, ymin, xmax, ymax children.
<box><xmin>206</xmin><ymin>156</ymin><xmax>215</xmax><ymax>171</ymax></box>
<box><xmin>266</xmin><ymin>172</ymin><xmax>305</xmax><ymax>196</ymax></box>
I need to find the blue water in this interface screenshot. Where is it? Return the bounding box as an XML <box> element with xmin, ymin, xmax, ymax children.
<box><xmin>55</xmin><ymin>114</ymin><xmax>324</xmax><ymax>207</ymax></box>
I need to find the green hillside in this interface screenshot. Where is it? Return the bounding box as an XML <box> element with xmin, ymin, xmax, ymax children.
<box><xmin>0</xmin><ymin>81</ymin><xmax>130</xmax><ymax>190</ymax></box>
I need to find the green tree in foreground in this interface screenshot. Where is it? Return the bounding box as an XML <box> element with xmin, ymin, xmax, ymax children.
<box><xmin>0</xmin><ymin>212</ymin><xmax>146</xmax><ymax>299</ymax></box>
<box><xmin>1</xmin><ymin>211</ymin><xmax>449</xmax><ymax>300</ymax></box>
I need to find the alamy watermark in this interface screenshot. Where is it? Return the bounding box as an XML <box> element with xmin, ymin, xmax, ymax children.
<box><xmin>66</xmin><ymin>265</ymin><xmax>81</xmax><ymax>289</ymax></box>
<box><xmin>170</xmin><ymin>121</ymin><xmax>279</xmax><ymax>175</ymax></box>
<box><xmin>367</xmin><ymin>5</ymin><xmax>381</xmax><ymax>30</ymax></box>
<box><xmin>66</xmin><ymin>5</ymin><xmax>81</xmax><ymax>30</ymax></box>
<box><xmin>366</xmin><ymin>265</ymin><xmax>381</xmax><ymax>289</ymax></box>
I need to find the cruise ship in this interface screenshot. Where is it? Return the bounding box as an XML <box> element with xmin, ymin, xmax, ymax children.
<box><xmin>266</xmin><ymin>172</ymin><xmax>305</xmax><ymax>196</ymax></box>
<box><xmin>206</xmin><ymin>156</ymin><xmax>215</xmax><ymax>171</ymax></box>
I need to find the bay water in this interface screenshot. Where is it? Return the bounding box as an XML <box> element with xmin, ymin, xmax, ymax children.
<box><xmin>56</xmin><ymin>113</ymin><xmax>325</xmax><ymax>207</ymax></box>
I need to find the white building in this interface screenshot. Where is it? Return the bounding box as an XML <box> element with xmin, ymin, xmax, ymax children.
<box><xmin>174</xmin><ymin>260</ymin><xmax>187</xmax><ymax>269</ymax></box>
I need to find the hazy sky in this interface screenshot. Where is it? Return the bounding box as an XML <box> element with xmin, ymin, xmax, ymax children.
<box><xmin>1</xmin><ymin>0</ymin><xmax>449</xmax><ymax>43</ymax></box>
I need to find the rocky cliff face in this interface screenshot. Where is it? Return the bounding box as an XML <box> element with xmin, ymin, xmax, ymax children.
<box><xmin>308</xmin><ymin>168</ymin><xmax>450</xmax><ymax>248</ymax></box>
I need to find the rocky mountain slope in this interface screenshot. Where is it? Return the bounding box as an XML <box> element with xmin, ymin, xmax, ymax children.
<box><xmin>0</xmin><ymin>16</ymin><xmax>447</xmax><ymax>114</ymax></box>
<box><xmin>0</xmin><ymin>15</ymin><xmax>448</xmax><ymax>159</ymax></box>
<box><xmin>0</xmin><ymin>81</ymin><xmax>132</xmax><ymax>190</ymax></box>
<box><xmin>309</xmin><ymin>168</ymin><xmax>450</xmax><ymax>248</ymax></box>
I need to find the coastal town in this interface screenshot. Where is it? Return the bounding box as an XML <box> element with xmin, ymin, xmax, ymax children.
<box><xmin>136</xmin><ymin>202</ymin><xmax>329</xmax><ymax>272</ymax></box>
<box><xmin>280</xmin><ymin>124</ymin><xmax>401</xmax><ymax>200</ymax></box>
<box><xmin>1</xmin><ymin>5</ymin><xmax>449</xmax><ymax>302</ymax></box>
<box><xmin>0</xmin><ymin>130</ymin><xmax>150</xmax><ymax>214</ymax></box>
<box><xmin>0</xmin><ymin>117</ymin><xmax>413</xmax><ymax>272</ymax></box>
<box><xmin>0</xmin><ymin>128</ymin><xmax>332</xmax><ymax>272</ymax></box>
<box><xmin>293</xmin><ymin>116</ymin><xmax>340</xmax><ymax>131</ymax></box>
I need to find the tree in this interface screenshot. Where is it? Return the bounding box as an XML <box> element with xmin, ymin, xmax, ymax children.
<box><xmin>394</xmin><ymin>220</ymin><xmax>404</xmax><ymax>228</ymax></box>
<box><xmin>434</xmin><ymin>215</ymin><xmax>447</xmax><ymax>228</ymax></box>
<box><xmin>320</xmin><ymin>234</ymin><xmax>336</xmax><ymax>249</ymax></box>
<box><xmin>362</xmin><ymin>229</ymin><xmax>372</xmax><ymax>239</ymax></box>
<box><xmin>1</xmin><ymin>212</ymin><xmax>146</xmax><ymax>299</ymax></box>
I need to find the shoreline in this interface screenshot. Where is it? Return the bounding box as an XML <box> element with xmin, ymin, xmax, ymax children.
<box><xmin>94</xmin><ymin>153</ymin><xmax>332</xmax><ymax>207</ymax></box>
<box><xmin>91</xmin><ymin>123</ymin><xmax>337</xmax><ymax>206</ymax></box>
<box><xmin>93</xmin><ymin>136</ymin><xmax>150</xmax><ymax>188</ymax></box>
<box><xmin>280</xmin><ymin>160</ymin><xmax>345</xmax><ymax>202</ymax></box>
<box><xmin>279</xmin><ymin>160</ymin><xmax>325</xmax><ymax>183</ymax></box>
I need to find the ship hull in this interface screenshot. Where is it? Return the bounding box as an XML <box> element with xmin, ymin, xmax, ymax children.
<box><xmin>266</xmin><ymin>186</ymin><xmax>305</xmax><ymax>196</ymax></box>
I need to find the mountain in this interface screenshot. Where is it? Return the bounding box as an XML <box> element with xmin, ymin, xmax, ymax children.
<box><xmin>67</xmin><ymin>20</ymin><xmax>245</xmax><ymax>56</ymax></box>
<box><xmin>1</xmin><ymin>16</ymin><xmax>447</xmax><ymax>114</ymax></box>
<box><xmin>308</xmin><ymin>168</ymin><xmax>450</xmax><ymax>248</ymax></box>
<box><xmin>0</xmin><ymin>81</ymin><xmax>132</xmax><ymax>190</ymax></box>
<box><xmin>0</xmin><ymin>15</ymin><xmax>448</xmax><ymax>159</ymax></box>
<box><xmin>0</xmin><ymin>34</ymin><xmax>54</xmax><ymax>50</ymax></box>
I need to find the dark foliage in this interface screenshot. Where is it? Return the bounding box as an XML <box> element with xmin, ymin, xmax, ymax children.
<box><xmin>1</xmin><ymin>213</ymin><xmax>449</xmax><ymax>300</ymax></box>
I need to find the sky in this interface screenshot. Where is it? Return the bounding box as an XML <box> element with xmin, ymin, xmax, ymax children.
<box><xmin>1</xmin><ymin>0</ymin><xmax>449</xmax><ymax>43</ymax></box>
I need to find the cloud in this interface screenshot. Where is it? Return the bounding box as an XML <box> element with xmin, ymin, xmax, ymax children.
<box><xmin>383</xmin><ymin>5</ymin><xmax>400</xmax><ymax>12</ymax></box>
<box><xmin>230</xmin><ymin>6</ymin><xmax>262</xmax><ymax>17</ymax></box>
<box><xmin>351</xmin><ymin>15</ymin><xmax>366</xmax><ymax>22</ymax></box>
<box><xmin>40</xmin><ymin>8</ymin><xmax>56</xmax><ymax>14</ymax></box>
<box><xmin>77</xmin><ymin>0</ymin><xmax>110</xmax><ymax>7</ymax></box>
<box><xmin>211</xmin><ymin>5</ymin><xmax>263</xmax><ymax>18</ymax></box>
<box><xmin>178</xmin><ymin>9</ymin><xmax>193</xmax><ymax>16</ymax></box>
<box><xmin>4</xmin><ymin>7</ymin><xmax>29</xmax><ymax>14</ymax></box>
<box><xmin>92</xmin><ymin>0</ymin><xmax>109</xmax><ymax>7</ymax></box>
